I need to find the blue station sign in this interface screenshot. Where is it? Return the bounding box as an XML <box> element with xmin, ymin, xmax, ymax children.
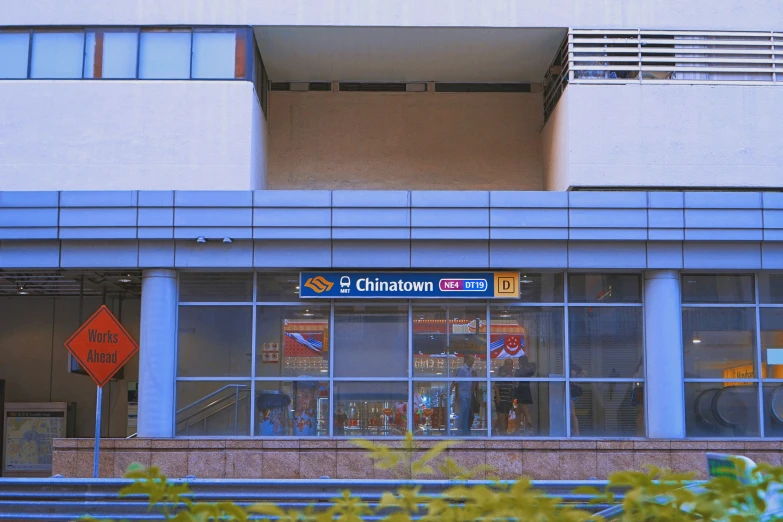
<box><xmin>299</xmin><ymin>272</ymin><xmax>520</xmax><ymax>299</ymax></box>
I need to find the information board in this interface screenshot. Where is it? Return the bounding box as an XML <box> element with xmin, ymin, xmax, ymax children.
<box><xmin>3</xmin><ymin>402</ymin><xmax>68</xmax><ymax>476</ymax></box>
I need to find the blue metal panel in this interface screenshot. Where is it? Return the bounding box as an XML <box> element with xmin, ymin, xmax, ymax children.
<box><xmin>175</xmin><ymin>240</ymin><xmax>253</xmax><ymax>267</ymax></box>
<box><xmin>489</xmin><ymin>240</ymin><xmax>568</xmax><ymax>268</ymax></box>
<box><xmin>60</xmin><ymin>191</ymin><xmax>138</xmax><ymax>207</ymax></box>
<box><xmin>411</xmin><ymin>208</ymin><xmax>489</xmax><ymax>227</ymax></box>
<box><xmin>490</xmin><ymin>208</ymin><xmax>568</xmax><ymax>228</ymax></box>
<box><xmin>568</xmin><ymin>191</ymin><xmax>647</xmax><ymax>208</ymax></box>
<box><xmin>138</xmin><ymin>191</ymin><xmax>174</xmax><ymax>207</ymax></box>
<box><xmin>138</xmin><ymin>208</ymin><xmax>174</xmax><ymax>227</ymax></box>
<box><xmin>60</xmin><ymin>227</ymin><xmax>138</xmax><ymax>240</ymax></box>
<box><xmin>684</xmin><ymin>209</ymin><xmax>763</xmax><ymax>229</ymax></box>
<box><xmin>763</xmin><ymin>192</ymin><xmax>783</xmax><ymax>209</ymax></box>
<box><xmin>648</xmin><ymin>229</ymin><xmax>685</xmax><ymax>241</ymax></box>
<box><xmin>173</xmin><ymin>227</ymin><xmax>253</xmax><ymax>240</ymax></box>
<box><xmin>138</xmin><ymin>241</ymin><xmax>175</xmax><ymax>267</ymax></box>
<box><xmin>683</xmin><ymin>242</ymin><xmax>762</xmax><ymax>269</ymax></box>
<box><xmin>411</xmin><ymin>191</ymin><xmax>489</xmax><ymax>208</ymax></box>
<box><xmin>490</xmin><ymin>191</ymin><xmax>568</xmax><ymax>208</ymax></box>
<box><xmin>61</xmin><ymin>240</ymin><xmax>139</xmax><ymax>267</ymax></box>
<box><xmin>0</xmin><ymin>208</ymin><xmax>58</xmax><ymax>227</ymax></box>
<box><xmin>411</xmin><ymin>228</ymin><xmax>489</xmax><ymax>240</ymax></box>
<box><xmin>647</xmin><ymin>241</ymin><xmax>684</xmax><ymax>269</ymax></box>
<box><xmin>253</xmin><ymin>208</ymin><xmax>331</xmax><ymax>227</ymax></box>
<box><xmin>332</xmin><ymin>228</ymin><xmax>411</xmax><ymax>240</ymax></box>
<box><xmin>332</xmin><ymin>190</ymin><xmax>409</xmax><ymax>207</ymax></box>
<box><xmin>568</xmin><ymin>241</ymin><xmax>647</xmax><ymax>268</ymax></box>
<box><xmin>648</xmin><ymin>192</ymin><xmax>684</xmax><ymax>208</ymax></box>
<box><xmin>253</xmin><ymin>228</ymin><xmax>331</xmax><ymax>240</ymax></box>
<box><xmin>0</xmin><ymin>191</ymin><xmax>59</xmax><ymax>207</ymax></box>
<box><xmin>685</xmin><ymin>229</ymin><xmax>763</xmax><ymax>241</ymax></box>
<box><xmin>411</xmin><ymin>240</ymin><xmax>489</xmax><ymax>268</ymax></box>
<box><xmin>569</xmin><ymin>228</ymin><xmax>648</xmax><ymax>241</ymax></box>
<box><xmin>174</xmin><ymin>208</ymin><xmax>252</xmax><ymax>227</ymax></box>
<box><xmin>763</xmin><ymin>210</ymin><xmax>783</xmax><ymax>229</ymax></box>
<box><xmin>60</xmin><ymin>208</ymin><xmax>137</xmax><ymax>227</ymax></box>
<box><xmin>762</xmin><ymin>242</ymin><xmax>783</xmax><ymax>269</ymax></box>
<box><xmin>0</xmin><ymin>228</ymin><xmax>58</xmax><ymax>239</ymax></box>
<box><xmin>569</xmin><ymin>209</ymin><xmax>647</xmax><ymax>228</ymax></box>
<box><xmin>174</xmin><ymin>190</ymin><xmax>252</xmax><ymax>207</ymax></box>
<box><xmin>253</xmin><ymin>240</ymin><xmax>332</xmax><ymax>268</ymax></box>
<box><xmin>332</xmin><ymin>208</ymin><xmax>409</xmax><ymax>227</ymax></box>
<box><xmin>254</xmin><ymin>190</ymin><xmax>331</xmax><ymax>207</ymax></box>
<box><xmin>684</xmin><ymin>192</ymin><xmax>762</xmax><ymax>209</ymax></box>
<box><xmin>490</xmin><ymin>228</ymin><xmax>569</xmax><ymax>240</ymax></box>
<box><xmin>138</xmin><ymin>227</ymin><xmax>174</xmax><ymax>239</ymax></box>
<box><xmin>0</xmin><ymin>240</ymin><xmax>61</xmax><ymax>268</ymax></box>
<box><xmin>648</xmin><ymin>209</ymin><xmax>684</xmax><ymax>229</ymax></box>
<box><xmin>332</xmin><ymin>240</ymin><xmax>412</xmax><ymax>268</ymax></box>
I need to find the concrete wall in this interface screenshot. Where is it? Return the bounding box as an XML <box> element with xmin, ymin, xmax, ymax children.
<box><xmin>0</xmin><ymin>296</ymin><xmax>140</xmax><ymax>438</ymax></box>
<box><xmin>4</xmin><ymin>0</ymin><xmax>782</xmax><ymax>31</ymax></box>
<box><xmin>0</xmin><ymin>81</ymin><xmax>265</xmax><ymax>191</ymax></box>
<box><xmin>268</xmin><ymin>91</ymin><xmax>544</xmax><ymax>190</ymax></box>
<box><xmin>543</xmin><ymin>85</ymin><xmax>783</xmax><ymax>190</ymax></box>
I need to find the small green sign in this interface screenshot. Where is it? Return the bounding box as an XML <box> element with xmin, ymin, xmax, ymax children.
<box><xmin>706</xmin><ymin>453</ymin><xmax>757</xmax><ymax>484</ymax></box>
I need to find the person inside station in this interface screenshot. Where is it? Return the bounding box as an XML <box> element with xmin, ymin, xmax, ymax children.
<box><xmin>451</xmin><ymin>354</ymin><xmax>477</xmax><ymax>436</ymax></box>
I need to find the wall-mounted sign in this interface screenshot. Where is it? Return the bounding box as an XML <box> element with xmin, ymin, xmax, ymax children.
<box><xmin>3</xmin><ymin>403</ymin><xmax>68</xmax><ymax>476</ymax></box>
<box><xmin>299</xmin><ymin>272</ymin><xmax>519</xmax><ymax>299</ymax></box>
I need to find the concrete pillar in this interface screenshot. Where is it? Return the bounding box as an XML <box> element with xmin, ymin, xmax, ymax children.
<box><xmin>644</xmin><ymin>270</ymin><xmax>685</xmax><ymax>438</ymax></box>
<box><xmin>137</xmin><ymin>269</ymin><xmax>177</xmax><ymax>437</ymax></box>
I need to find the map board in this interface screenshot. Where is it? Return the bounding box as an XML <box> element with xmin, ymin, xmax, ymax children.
<box><xmin>3</xmin><ymin>403</ymin><xmax>68</xmax><ymax>476</ymax></box>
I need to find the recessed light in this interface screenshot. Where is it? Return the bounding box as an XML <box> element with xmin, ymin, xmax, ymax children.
<box><xmin>17</xmin><ymin>286</ymin><xmax>29</xmax><ymax>295</ymax></box>
<box><xmin>520</xmin><ymin>275</ymin><xmax>533</xmax><ymax>284</ymax></box>
<box><xmin>118</xmin><ymin>274</ymin><xmax>132</xmax><ymax>283</ymax></box>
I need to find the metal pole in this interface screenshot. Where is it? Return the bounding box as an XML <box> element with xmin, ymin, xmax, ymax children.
<box><xmin>93</xmin><ymin>386</ymin><xmax>102</xmax><ymax>478</ymax></box>
<box><xmin>234</xmin><ymin>387</ymin><xmax>239</xmax><ymax>435</ymax></box>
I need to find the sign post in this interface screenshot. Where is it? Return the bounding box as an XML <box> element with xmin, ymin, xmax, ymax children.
<box><xmin>64</xmin><ymin>305</ymin><xmax>139</xmax><ymax>478</ymax></box>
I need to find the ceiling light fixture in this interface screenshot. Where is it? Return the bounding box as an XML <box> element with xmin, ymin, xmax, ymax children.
<box><xmin>196</xmin><ymin>236</ymin><xmax>206</xmax><ymax>243</ymax></box>
<box><xmin>692</xmin><ymin>335</ymin><xmax>702</xmax><ymax>344</ymax></box>
<box><xmin>118</xmin><ymin>274</ymin><xmax>132</xmax><ymax>283</ymax></box>
<box><xmin>520</xmin><ymin>275</ymin><xmax>533</xmax><ymax>284</ymax></box>
<box><xmin>222</xmin><ymin>237</ymin><xmax>232</xmax><ymax>244</ymax></box>
<box><xmin>17</xmin><ymin>285</ymin><xmax>29</xmax><ymax>295</ymax></box>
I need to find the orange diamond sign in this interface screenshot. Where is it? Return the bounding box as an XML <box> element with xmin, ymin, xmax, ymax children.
<box><xmin>64</xmin><ymin>305</ymin><xmax>139</xmax><ymax>388</ymax></box>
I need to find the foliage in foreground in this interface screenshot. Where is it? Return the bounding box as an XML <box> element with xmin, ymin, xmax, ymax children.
<box><xmin>84</xmin><ymin>432</ymin><xmax>783</xmax><ymax>522</ymax></box>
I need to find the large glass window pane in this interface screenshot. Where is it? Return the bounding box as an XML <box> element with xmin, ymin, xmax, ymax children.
<box><xmin>682</xmin><ymin>307</ymin><xmax>756</xmax><ymax>379</ymax></box>
<box><xmin>759</xmin><ymin>273</ymin><xmax>783</xmax><ymax>304</ymax></box>
<box><xmin>568</xmin><ymin>274</ymin><xmax>641</xmax><ymax>303</ymax></box>
<box><xmin>179</xmin><ymin>272</ymin><xmax>253</xmax><ymax>302</ymax></box>
<box><xmin>413</xmin><ymin>305</ymin><xmax>486</xmax><ymax>377</ymax></box>
<box><xmin>685</xmin><ymin>382</ymin><xmax>759</xmax><ymax>437</ymax></box>
<box><xmin>257</xmin><ymin>272</ymin><xmax>301</xmax><ymax>302</ymax></box>
<box><xmin>334</xmin><ymin>305</ymin><xmax>408</xmax><ymax>378</ymax></box>
<box><xmin>177</xmin><ymin>306</ymin><xmax>252</xmax><ymax>377</ymax></box>
<box><xmin>413</xmin><ymin>380</ymin><xmax>488</xmax><ymax>437</ymax></box>
<box><xmin>761</xmin><ymin>308</ymin><xmax>783</xmax><ymax>379</ymax></box>
<box><xmin>333</xmin><ymin>381</ymin><xmax>408</xmax><ymax>436</ymax></box>
<box><xmin>176</xmin><ymin>381</ymin><xmax>251</xmax><ymax>436</ymax></box>
<box><xmin>192</xmin><ymin>30</ymin><xmax>237</xmax><ymax>79</ymax></box>
<box><xmin>0</xmin><ymin>31</ymin><xmax>30</xmax><ymax>79</ymax></box>
<box><xmin>682</xmin><ymin>274</ymin><xmax>755</xmax><ymax>304</ymax></box>
<box><xmin>84</xmin><ymin>30</ymin><xmax>138</xmax><ymax>79</ymax></box>
<box><xmin>763</xmin><ymin>383</ymin><xmax>783</xmax><ymax>437</ymax></box>
<box><xmin>255</xmin><ymin>380</ymin><xmax>328</xmax><ymax>436</ymax></box>
<box><xmin>489</xmin><ymin>307</ymin><xmax>564</xmax><ymax>377</ymax></box>
<box><xmin>517</xmin><ymin>273</ymin><xmax>564</xmax><ymax>302</ymax></box>
<box><xmin>30</xmin><ymin>31</ymin><xmax>84</xmax><ymax>78</ymax></box>
<box><xmin>139</xmin><ymin>30</ymin><xmax>191</xmax><ymax>79</ymax></box>
<box><xmin>570</xmin><ymin>381</ymin><xmax>645</xmax><ymax>437</ymax></box>
<box><xmin>256</xmin><ymin>306</ymin><xmax>329</xmax><ymax>377</ymax></box>
<box><xmin>489</xmin><ymin>380</ymin><xmax>566</xmax><ymax>437</ymax></box>
<box><xmin>569</xmin><ymin>307</ymin><xmax>644</xmax><ymax>379</ymax></box>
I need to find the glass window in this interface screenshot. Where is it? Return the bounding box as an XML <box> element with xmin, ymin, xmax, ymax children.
<box><xmin>256</xmin><ymin>306</ymin><xmax>329</xmax><ymax>377</ymax></box>
<box><xmin>192</xmin><ymin>30</ymin><xmax>238</xmax><ymax>79</ymax></box>
<box><xmin>682</xmin><ymin>308</ymin><xmax>756</xmax><ymax>379</ymax></box>
<box><xmin>761</xmin><ymin>309</ymin><xmax>783</xmax><ymax>379</ymax></box>
<box><xmin>569</xmin><ymin>307</ymin><xmax>644</xmax><ymax>378</ymax></box>
<box><xmin>30</xmin><ymin>31</ymin><xmax>84</xmax><ymax>78</ymax></box>
<box><xmin>179</xmin><ymin>272</ymin><xmax>253</xmax><ymax>302</ymax></box>
<box><xmin>517</xmin><ymin>273</ymin><xmax>564</xmax><ymax>302</ymax></box>
<box><xmin>84</xmin><ymin>30</ymin><xmax>138</xmax><ymax>79</ymax></box>
<box><xmin>0</xmin><ymin>31</ymin><xmax>30</xmax><ymax>79</ymax></box>
<box><xmin>414</xmin><ymin>380</ymin><xmax>488</xmax><ymax>437</ymax></box>
<box><xmin>685</xmin><ymin>382</ymin><xmax>759</xmax><ymax>437</ymax></box>
<box><xmin>334</xmin><ymin>305</ymin><xmax>408</xmax><ymax>378</ymax></box>
<box><xmin>489</xmin><ymin>307</ymin><xmax>564</xmax><ymax>377</ymax></box>
<box><xmin>759</xmin><ymin>273</ymin><xmax>783</xmax><ymax>304</ymax></box>
<box><xmin>257</xmin><ymin>272</ymin><xmax>301</xmax><ymax>302</ymax></box>
<box><xmin>570</xmin><ymin>381</ymin><xmax>645</xmax><ymax>437</ymax></box>
<box><xmin>255</xmin><ymin>380</ymin><xmax>328</xmax><ymax>436</ymax></box>
<box><xmin>568</xmin><ymin>274</ymin><xmax>641</xmax><ymax>303</ymax></box>
<box><xmin>682</xmin><ymin>274</ymin><xmax>755</xmax><ymax>304</ymax></box>
<box><xmin>139</xmin><ymin>30</ymin><xmax>191</xmax><ymax>79</ymax></box>
<box><xmin>176</xmin><ymin>381</ymin><xmax>250</xmax><ymax>436</ymax></box>
<box><xmin>763</xmin><ymin>383</ymin><xmax>783</xmax><ymax>437</ymax></box>
<box><xmin>413</xmin><ymin>305</ymin><xmax>486</xmax><ymax>377</ymax></box>
<box><xmin>489</xmin><ymin>380</ymin><xmax>566</xmax><ymax>437</ymax></box>
<box><xmin>333</xmin><ymin>381</ymin><xmax>408</xmax><ymax>436</ymax></box>
<box><xmin>177</xmin><ymin>306</ymin><xmax>252</xmax><ymax>377</ymax></box>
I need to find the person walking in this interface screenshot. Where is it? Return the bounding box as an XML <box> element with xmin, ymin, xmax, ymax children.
<box><xmin>451</xmin><ymin>354</ymin><xmax>476</xmax><ymax>436</ymax></box>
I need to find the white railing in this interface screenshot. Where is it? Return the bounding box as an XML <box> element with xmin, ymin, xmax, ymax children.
<box><xmin>544</xmin><ymin>29</ymin><xmax>783</xmax><ymax>120</ymax></box>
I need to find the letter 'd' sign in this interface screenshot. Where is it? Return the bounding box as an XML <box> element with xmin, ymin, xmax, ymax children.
<box><xmin>64</xmin><ymin>305</ymin><xmax>139</xmax><ymax>388</ymax></box>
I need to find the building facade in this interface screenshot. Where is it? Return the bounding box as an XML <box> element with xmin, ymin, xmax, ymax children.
<box><xmin>1</xmin><ymin>0</ymin><xmax>783</xmax><ymax>479</ymax></box>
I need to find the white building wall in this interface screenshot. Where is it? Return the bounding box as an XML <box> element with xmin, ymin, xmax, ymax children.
<box><xmin>0</xmin><ymin>81</ymin><xmax>265</xmax><ymax>191</ymax></box>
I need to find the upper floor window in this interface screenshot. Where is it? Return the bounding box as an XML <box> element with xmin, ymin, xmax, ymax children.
<box><xmin>31</xmin><ymin>31</ymin><xmax>84</xmax><ymax>78</ymax></box>
<box><xmin>84</xmin><ymin>30</ymin><xmax>138</xmax><ymax>79</ymax></box>
<box><xmin>0</xmin><ymin>31</ymin><xmax>30</xmax><ymax>78</ymax></box>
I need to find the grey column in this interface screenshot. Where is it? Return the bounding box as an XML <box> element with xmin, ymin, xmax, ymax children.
<box><xmin>644</xmin><ymin>270</ymin><xmax>685</xmax><ymax>438</ymax></box>
<box><xmin>137</xmin><ymin>269</ymin><xmax>177</xmax><ymax>437</ymax></box>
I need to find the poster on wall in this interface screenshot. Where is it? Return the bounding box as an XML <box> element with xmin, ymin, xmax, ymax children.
<box><xmin>3</xmin><ymin>402</ymin><xmax>68</xmax><ymax>476</ymax></box>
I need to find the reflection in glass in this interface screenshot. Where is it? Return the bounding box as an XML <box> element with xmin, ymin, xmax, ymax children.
<box><xmin>84</xmin><ymin>31</ymin><xmax>138</xmax><ymax>79</ymax></box>
<box><xmin>413</xmin><ymin>380</ymin><xmax>488</xmax><ymax>437</ymax></box>
<box><xmin>177</xmin><ymin>306</ymin><xmax>252</xmax><ymax>377</ymax></box>
<box><xmin>759</xmin><ymin>273</ymin><xmax>783</xmax><ymax>304</ymax></box>
<box><xmin>139</xmin><ymin>30</ymin><xmax>191</xmax><ymax>79</ymax></box>
<box><xmin>256</xmin><ymin>306</ymin><xmax>329</xmax><ymax>377</ymax></box>
<box><xmin>176</xmin><ymin>381</ymin><xmax>250</xmax><ymax>436</ymax></box>
<box><xmin>255</xmin><ymin>381</ymin><xmax>328</xmax><ymax>437</ymax></box>
<box><xmin>764</xmin><ymin>384</ymin><xmax>783</xmax><ymax>437</ymax></box>
<box><xmin>760</xmin><ymin>309</ymin><xmax>783</xmax><ymax>379</ymax></box>
<box><xmin>334</xmin><ymin>305</ymin><xmax>408</xmax><ymax>378</ymax></box>
<box><xmin>489</xmin><ymin>307</ymin><xmax>564</xmax><ymax>376</ymax></box>
<box><xmin>682</xmin><ymin>274</ymin><xmax>755</xmax><ymax>304</ymax></box>
<box><xmin>569</xmin><ymin>381</ymin><xmax>645</xmax><ymax>437</ymax></box>
<box><xmin>489</xmin><ymin>381</ymin><xmax>566</xmax><ymax>437</ymax></box>
<box><xmin>333</xmin><ymin>381</ymin><xmax>407</xmax><ymax>436</ymax></box>
<box><xmin>179</xmin><ymin>272</ymin><xmax>253</xmax><ymax>302</ymax></box>
<box><xmin>31</xmin><ymin>32</ymin><xmax>85</xmax><ymax>78</ymax></box>
<box><xmin>0</xmin><ymin>32</ymin><xmax>30</xmax><ymax>79</ymax></box>
<box><xmin>568</xmin><ymin>274</ymin><xmax>641</xmax><ymax>303</ymax></box>
<box><xmin>413</xmin><ymin>305</ymin><xmax>486</xmax><ymax>377</ymax></box>
<box><xmin>569</xmin><ymin>307</ymin><xmax>643</xmax><ymax>378</ymax></box>
<box><xmin>685</xmin><ymin>382</ymin><xmax>759</xmax><ymax>437</ymax></box>
<box><xmin>192</xmin><ymin>30</ymin><xmax>238</xmax><ymax>79</ymax></box>
<box><xmin>516</xmin><ymin>273</ymin><xmax>564</xmax><ymax>302</ymax></box>
<box><xmin>257</xmin><ymin>272</ymin><xmax>304</xmax><ymax>302</ymax></box>
<box><xmin>682</xmin><ymin>307</ymin><xmax>756</xmax><ymax>379</ymax></box>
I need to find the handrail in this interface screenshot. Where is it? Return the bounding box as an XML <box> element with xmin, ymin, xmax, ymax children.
<box><xmin>176</xmin><ymin>390</ymin><xmax>250</xmax><ymax>435</ymax></box>
<box><xmin>177</xmin><ymin>384</ymin><xmax>248</xmax><ymax>415</ymax></box>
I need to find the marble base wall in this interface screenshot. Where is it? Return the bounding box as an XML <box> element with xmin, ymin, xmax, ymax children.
<box><xmin>51</xmin><ymin>439</ymin><xmax>783</xmax><ymax>480</ymax></box>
